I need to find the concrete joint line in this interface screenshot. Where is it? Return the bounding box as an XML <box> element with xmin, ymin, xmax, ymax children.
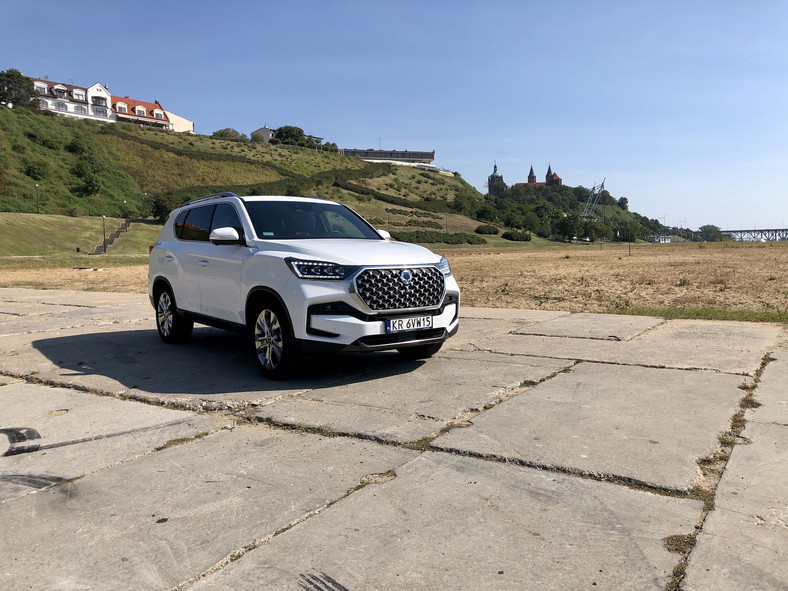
<box><xmin>170</xmin><ymin>502</ymin><xmax>333</xmax><ymax>591</ymax></box>
<box><xmin>433</xmin><ymin>444</ymin><xmax>693</xmax><ymax>499</ymax></box>
<box><xmin>170</xmin><ymin>463</ymin><xmax>408</xmax><ymax>591</ymax></box>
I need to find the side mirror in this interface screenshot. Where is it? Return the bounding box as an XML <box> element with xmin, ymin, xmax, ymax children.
<box><xmin>377</xmin><ymin>229</ymin><xmax>391</xmax><ymax>240</ymax></box>
<box><xmin>209</xmin><ymin>227</ymin><xmax>243</xmax><ymax>245</ymax></box>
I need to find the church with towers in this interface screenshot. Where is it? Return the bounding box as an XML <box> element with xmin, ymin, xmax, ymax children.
<box><xmin>487</xmin><ymin>163</ymin><xmax>562</xmax><ymax>195</ymax></box>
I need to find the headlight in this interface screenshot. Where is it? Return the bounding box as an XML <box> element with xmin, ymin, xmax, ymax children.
<box><xmin>437</xmin><ymin>256</ymin><xmax>452</xmax><ymax>277</ymax></box>
<box><xmin>286</xmin><ymin>258</ymin><xmax>358</xmax><ymax>280</ymax></box>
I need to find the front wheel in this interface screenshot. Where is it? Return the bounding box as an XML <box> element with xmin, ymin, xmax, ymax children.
<box><xmin>397</xmin><ymin>342</ymin><xmax>443</xmax><ymax>360</ymax></box>
<box><xmin>155</xmin><ymin>287</ymin><xmax>193</xmax><ymax>344</ymax></box>
<box><xmin>252</xmin><ymin>303</ymin><xmax>299</xmax><ymax>379</ymax></box>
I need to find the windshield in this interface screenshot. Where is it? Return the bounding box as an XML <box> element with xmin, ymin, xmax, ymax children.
<box><xmin>243</xmin><ymin>200</ymin><xmax>382</xmax><ymax>240</ymax></box>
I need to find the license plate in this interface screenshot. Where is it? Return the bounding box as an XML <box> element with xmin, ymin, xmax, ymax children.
<box><xmin>386</xmin><ymin>315</ymin><xmax>433</xmax><ymax>333</ymax></box>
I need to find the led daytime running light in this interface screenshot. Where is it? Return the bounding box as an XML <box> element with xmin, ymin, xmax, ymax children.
<box><xmin>287</xmin><ymin>258</ymin><xmax>355</xmax><ymax>280</ymax></box>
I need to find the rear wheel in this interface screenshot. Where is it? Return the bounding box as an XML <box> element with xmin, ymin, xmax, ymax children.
<box><xmin>252</xmin><ymin>302</ymin><xmax>299</xmax><ymax>379</ymax></box>
<box><xmin>155</xmin><ymin>287</ymin><xmax>193</xmax><ymax>344</ymax></box>
<box><xmin>397</xmin><ymin>342</ymin><xmax>443</xmax><ymax>360</ymax></box>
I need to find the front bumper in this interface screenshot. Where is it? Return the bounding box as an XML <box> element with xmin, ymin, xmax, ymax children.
<box><xmin>297</xmin><ymin>295</ymin><xmax>459</xmax><ymax>353</ymax></box>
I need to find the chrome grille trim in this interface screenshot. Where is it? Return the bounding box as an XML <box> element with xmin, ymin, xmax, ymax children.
<box><xmin>354</xmin><ymin>266</ymin><xmax>445</xmax><ymax>312</ymax></box>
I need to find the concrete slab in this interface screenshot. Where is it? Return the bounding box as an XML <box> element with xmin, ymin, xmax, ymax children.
<box><xmin>433</xmin><ymin>362</ymin><xmax>746</xmax><ymax>490</ymax></box>
<box><xmin>683</xmin><ymin>422</ymin><xmax>788</xmax><ymax>590</ymax></box>
<box><xmin>0</xmin><ymin>287</ymin><xmax>148</xmax><ymax>308</ymax></box>
<box><xmin>748</xmin><ymin>353</ymin><xmax>788</xmax><ymax>425</ymax></box>
<box><xmin>190</xmin><ymin>452</ymin><xmax>703</xmax><ymax>591</ymax></box>
<box><xmin>256</xmin><ymin>398</ymin><xmax>444</xmax><ymax>444</ymax></box>
<box><xmin>0</xmin><ymin>382</ymin><xmax>217</xmax><ymax>501</ymax></box>
<box><xmin>0</xmin><ymin>288</ymin><xmax>151</xmax><ymax>336</ymax></box>
<box><xmin>253</xmin><ymin>350</ymin><xmax>573</xmax><ymax>443</ymax></box>
<box><xmin>449</xmin><ymin>309</ymin><xmax>569</xmax><ymax>349</ymax></box>
<box><xmin>512</xmin><ymin>312</ymin><xmax>663</xmax><ymax>341</ymax></box>
<box><xmin>462</xmin><ymin>319</ymin><xmax>780</xmax><ymax>374</ymax></box>
<box><xmin>0</xmin><ymin>425</ymin><xmax>417</xmax><ymax>590</ymax></box>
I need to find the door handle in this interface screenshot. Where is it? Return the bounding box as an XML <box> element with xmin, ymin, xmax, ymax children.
<box><xmin>164</xmin><ymin>255</ymin><xmax>174</xmax><ymax>262</ymax></box>
<box><xmin>200</xmin><ymin>259</ymin><xmax>209</xmax><ymax>267</ymax></box>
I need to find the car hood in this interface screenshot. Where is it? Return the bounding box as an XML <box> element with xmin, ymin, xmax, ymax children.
<box><xmin>255</xmin><ymin>238</ymin><xmax>442</xmax><ymax>267</ymax></box>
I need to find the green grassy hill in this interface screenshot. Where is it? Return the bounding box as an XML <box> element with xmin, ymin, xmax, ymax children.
<box><xmin>0</xmin><ymin>106</ymin><xmax>483</xmax><ymax>223</ymax></box>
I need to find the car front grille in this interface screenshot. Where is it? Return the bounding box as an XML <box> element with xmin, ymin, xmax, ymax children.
<box><xmin>355</xmin><ymin>266</ymin><xmax>445</xmax><ymax>311</ymax></box>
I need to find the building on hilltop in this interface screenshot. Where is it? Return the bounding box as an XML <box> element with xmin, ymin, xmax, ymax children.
<box><xmin>341</xmin><ymin>148</ymin><xmax>439</xmax><ymax>172</ymax></box>
<box><xmin>110</xmin><ymin>95</ymin><xmax>170</xmax><ymax>130</ymax></box>
<box><xmin>520</xmin><ymin>164</ymin><xmax>562</xmax><ymax>187</ymax></box>
<box><xmin>27</xmin><ymin>75</ymin><xmax>194</xmax><ymax>133</ymax></box>
<box><xmin>487</xmin><ymin>163</ymin><xmax>506</xmax><ymax>196</ymax></box>
<box><xmin>251</xmin><ymin>125</ymin><xmax>275</xmax><ymax>143</ymax></box>
<box><xmin>340</xmin><ymin>149</ymin><xmax>435</xmax><ymax>165</ymax></box>
<box><xmin>487</xmin><ymin>162</ymin><xmax>563</xmax><ymax>194</ymax></box>
<box><xmin>31</xmin><ymin>78</ymin><xmax>115</xmax><ymax>123</ymax></box>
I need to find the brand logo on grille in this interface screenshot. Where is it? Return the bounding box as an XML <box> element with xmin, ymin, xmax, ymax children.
<box><xmin>400</xmin><ymin>270</ymin><xmax>413</xmax><ymax>284</ymax></box>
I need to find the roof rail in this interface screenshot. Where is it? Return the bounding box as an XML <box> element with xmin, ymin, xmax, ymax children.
<box><xmin>182</xmin><ymin>191</ymin><xmax>239</xmax><ymax>206</ymax></box>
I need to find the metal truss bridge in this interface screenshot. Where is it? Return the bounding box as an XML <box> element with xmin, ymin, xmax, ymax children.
<box><xmin>721</xmin><ymin>228</ymin><xmax>788</xmax><ymax>242</ymax></box>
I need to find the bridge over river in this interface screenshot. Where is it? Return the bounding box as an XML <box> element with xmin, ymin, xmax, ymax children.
<box><xmin>721</xmin><ymin>228</ymin><xmax>788</xmax><ymax>241</ymax></box>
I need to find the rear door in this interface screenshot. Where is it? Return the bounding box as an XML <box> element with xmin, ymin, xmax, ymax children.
<box><xmin>172</xmin><ymin>205</ymin><xmax>215</xmax><ymax>314</ymax></box>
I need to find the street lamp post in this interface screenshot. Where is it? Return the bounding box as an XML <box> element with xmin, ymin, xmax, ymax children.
<box><xmin>35</xmin><ymin>184</ymin><xmax>39</xmax><ymax>214</ymax></box>
<box><xmin>102</xmin><ymin>215</ymin><xmax>106</xmax><ymax>254</ymax></box>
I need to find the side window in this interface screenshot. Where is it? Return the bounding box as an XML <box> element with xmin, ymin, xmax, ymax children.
<box><xmin>210</xmin><ymin>203</ymin><xmax>243</xmax><ymax>236</ymax></box>
<box><xmin>174</xmin><ymin>210</ymin><xmax>189</xmax><ymax>238</ymax></box>
<box><xmin>180</xmin><ymin>205</ymin><xmax>214</xmax><ymax>241</ymax></box>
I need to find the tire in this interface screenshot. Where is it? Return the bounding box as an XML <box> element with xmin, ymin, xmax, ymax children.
<box><xmin>251</xmin><ymin>302</ymin><xmax>299</xmax><ymax>379</ymax></box>
<box><xmin>397</xmin><ymin>342</ymin><xmax>443</xmax><ymax>360</ymax></box>
<box><xmin>155</xmin><ymin>286</ymin><xmax>193</xmax><ymax>344</ymax></box>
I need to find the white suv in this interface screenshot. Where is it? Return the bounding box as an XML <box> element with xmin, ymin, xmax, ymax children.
<box><xmin>148</xmin><ymin>193</ymin><xmax>460</xmax><ymax>378</ymax></box>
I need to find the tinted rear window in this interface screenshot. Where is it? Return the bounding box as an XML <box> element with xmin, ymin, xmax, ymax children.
<box><xmin>179</xmin><ymin>205</ymin><xmax>214</xmax><ymax>241</ymax></box>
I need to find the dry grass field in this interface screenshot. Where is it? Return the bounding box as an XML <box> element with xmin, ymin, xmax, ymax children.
<box><xmin>1</xmin><ymin>241</ymin><xmax>787</xmax><ymax>322</ymax></box>
<box><xmin>448</xmin><ymin>241</ymin><xmax>788</xmax><ymax>321</ymax></box>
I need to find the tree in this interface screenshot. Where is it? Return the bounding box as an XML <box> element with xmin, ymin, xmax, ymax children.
<box><xmin>211</xmin><ymin>128</ymin><xmax>247</xmax><ymax>141</ymax></box>
<box><xmin>0</xmin><ymin>69</ymin><xmax>38</xmax><ymax>107</ymax></box>
<box><xmin>274</xmin><ymin>125</ymin><xmax>308</xmax><ymax>145</ymax></box>
<box><xmin>476</xmin><ymin>204</ymin><xmax>498</xmax><ymax>223</ymax></box>
<box><xmin>698</xmin><ymin>224</ymin><xmax>725</xmax><ymax>242</ymax></box>
<box><xmin>555</xmin><ymin>212</ymin><xmax>582</xmax><ymax>241</ymax></box>
<box><xmin>617</xmin><ymin>196</ymin><xmax>629</xmax><ymax>211</ymax></box>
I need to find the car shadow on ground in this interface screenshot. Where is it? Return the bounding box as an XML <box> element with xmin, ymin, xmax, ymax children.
<box><xmin>31</xmin><ymin>326</ymin><xmax>429</xmax><ymax>398</ymax></box>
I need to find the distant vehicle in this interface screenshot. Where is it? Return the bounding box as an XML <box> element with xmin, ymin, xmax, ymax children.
<box><xmin>148</xmin><ymin>193</ymin><xmax>460</xmax><ymax>379</ymax></box>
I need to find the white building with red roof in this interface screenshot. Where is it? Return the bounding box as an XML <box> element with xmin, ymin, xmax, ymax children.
<box><xmin>111</xmin><ymin>95</ymin><xmax>171</xmax><ymax>130</ymax></box>
<box><xmin>28</xmin><ymin>75</ymin><xmax>193</xmax><ymax>133</ymax></box>
<box><xmin>31</xmin><ymin>78</ymin><xmax>115</xmax><ymax>123</ymax></box>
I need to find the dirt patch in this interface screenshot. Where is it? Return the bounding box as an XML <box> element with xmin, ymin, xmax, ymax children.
<box><xmin>448</xmin><ymin>242</ymin><xmax>788</xmax><ymax>317</ymax></box>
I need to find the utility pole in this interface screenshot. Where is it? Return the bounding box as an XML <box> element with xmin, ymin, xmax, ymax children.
<box><xmin>35</xmin><ymin>184</ymin><xmax>39</xmax><ymax>213</ymax></box>
<box><xmin>102</xmin><ymin>215</ymin><xmax>106</xmax><ymax>254</ymax></box>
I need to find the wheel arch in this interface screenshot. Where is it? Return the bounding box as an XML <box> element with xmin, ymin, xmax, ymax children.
<box><xmin>151</xmin><ymin>276</ymin><xmax>174</xmax><ymax>300</ymax></box>
<box><xmin>245</xmin><ymin>287</ymin><xmax>293</xmax><ymax>331</ymax></box>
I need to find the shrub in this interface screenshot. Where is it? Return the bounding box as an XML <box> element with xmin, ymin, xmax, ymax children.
<box><xmin>475</xmin><ymin>224</ymin><xmax>499</xmax><ymax>235</ymax></box>
<box><xmin>25</xmin><ymin>160</ymin><xmax>49</xmax><ymax>181</ymax></box>
<box><xmin>407</xmin><ymin>218</ymin><xmax>443</xmax><ymax>229</ymax></box>
<box><xmin>390</xmin><ymin>230</ymin><xmax>486</xmax><ymax>245</ymax></box>
<box><xmin>502</xmin><ymin>230</ymin><xmax>532</xmax><ymax>242</ymax></box>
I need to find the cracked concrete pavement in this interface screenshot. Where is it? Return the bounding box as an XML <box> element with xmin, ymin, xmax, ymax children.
<box><xmin>0</xmin><ymin>288</ymin><xmax>785</xmax><ymax>590</ymax></box>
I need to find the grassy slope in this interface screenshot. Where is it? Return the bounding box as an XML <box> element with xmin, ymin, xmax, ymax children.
<box><xmin>0</xmin><ymin>106</ymin><xmax>487</xmax><ymax>234</ymax></box>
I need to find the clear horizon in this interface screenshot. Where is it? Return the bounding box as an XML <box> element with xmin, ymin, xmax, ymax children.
<box><xmin>4</xmin><ymin>0</ymin><xmax>787</xmax><ymax>231</ymax></box>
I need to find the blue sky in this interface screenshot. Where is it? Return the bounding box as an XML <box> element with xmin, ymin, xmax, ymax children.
<box><xmin>4</xmin><ymin>0</ymin><xmax>787</xmax><ymax>231</ymax></box>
